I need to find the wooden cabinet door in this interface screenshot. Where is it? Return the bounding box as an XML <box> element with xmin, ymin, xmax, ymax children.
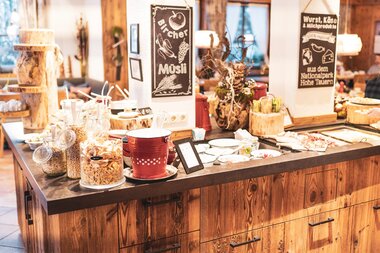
<box><xmin>200</xmin><ymin>223</ymin><xmax>284</xmax><ymax>253</ymax></box>
<box><xmin>119</xmin><ymin>189</ymin><xmax>200</xmax><ymax>247</ymax></box>
<box><xmin>121</xmin><ymin>231</ymin><xmax>199</xmax><ymax>253</ymax></box>
<box><xmin>12</xmin><ymin>158</ymin><xmax>28</xmax><ymax>244</ymax></box>
<box><xmin>284</xmin><ymin>208</ymin><xmax>351</xmax><ymax>253</ymax></box>
<box><xmin>338</xmin><ymin>156</ymin><xmax>380</xmax><ymax>207</ymax></box>
<box><xmin>351</xmin><ymin>199</ymin><xmax>380</xmax><ymax>253</ymax></box>
<box><xmin>280</xmin><ymin>165</ymin><xmax>341</xmax><ymax>222</ymax></box>
<box><xmin>200</xmin><ymin>176</ymin><xmax>271</xmax><ymax>242</ymax></box>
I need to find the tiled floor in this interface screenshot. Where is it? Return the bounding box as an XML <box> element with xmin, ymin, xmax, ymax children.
<box><xmin>0</xmin><ymin>149</ymin><xmax>25</xmax><ymax>253</ymax></box>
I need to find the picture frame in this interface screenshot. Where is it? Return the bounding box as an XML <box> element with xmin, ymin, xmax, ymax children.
<box><xmin>174</xmin><ymin>138</ymin><xmax>204</xmax><ymax>174</ymax></box>
<box><xmin>130</xmin><ymin>24</ymin><xmax>139</xmax><ymax>54</ymax></box>
<box><xmin>129</xmin><ymin>58</ymin><xmax>143</xmax><ymax>81</ymax></box>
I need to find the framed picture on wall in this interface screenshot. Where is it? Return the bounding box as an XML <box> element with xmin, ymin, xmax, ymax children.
<box><xmin>129</xmin><ymin>58</ymin><xmax>143</xmax><ymax>81</ymax></box>
<box><xmin>130</xmin><ymin>24</ymin><xmax>140</xmax><ymax>54</ymax></box>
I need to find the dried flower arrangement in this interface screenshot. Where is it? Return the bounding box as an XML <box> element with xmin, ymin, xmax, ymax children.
<box><xmin>201</xmin><ymin>33</ymin><xmax>256</xmax><ymax>130</ymax></box>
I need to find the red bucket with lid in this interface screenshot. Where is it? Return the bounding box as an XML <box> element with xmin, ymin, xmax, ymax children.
<box><xmin>127</xmin><ymin>128</ymin><xmax>171</xmax><ymax>179</ymax></box>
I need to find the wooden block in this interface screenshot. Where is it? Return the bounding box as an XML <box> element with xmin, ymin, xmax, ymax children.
<box><xmin>18</xmin><ymin>29</ymin><xmax>55</xmax><ymax>45</ymax></box>
<box><xmin>249</xmin><ymin>112</ymin><xmax>284</xmax><ymax>136</ymax></box>
<box><xmin>171</xmin><ymin>129</ymin><xmax>192</xmax><ymax>141</ymax></box>
<box><xmin>21</xmin><ymin>93</ymin><xmax>49</xmax><ymax>130</ymax></box>
<box><xmin>14</xmin><ymin>44</ymin><xmax>56</xmax><ymax>52</ymax></box>
<box><xmin>346</xmin><ymin>102</ymin><xmax>380</xmax><ymax>124</ymax></box>
<box><xmin>292</xmin><ymin>113</ymin><xmax>337</xmax><ymax>126</ymax></box>
<box><xmin>110</xmin><ymin>115</ymin><xmax>153</xmax><ymax>130</ymax></box>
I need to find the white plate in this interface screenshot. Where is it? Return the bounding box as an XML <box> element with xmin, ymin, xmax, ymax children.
<box><xmin>124</xmin><ymin>165</ymin><xmax>178</xmax><ymax>182</ymax></box>
<box><xmin>79</xmin><ymin>177</ymin><xmax>126</xmax><ymax>190</ymax></box>
<box><xmin>350</xmin><ymin>97</ymin><xmax>380</xmax><ymax>105</ymax></box>
<box><xmin>195</xmin><ymin>143</ymin><xmax>210</xmax><ymax>153</ymax></box>
<box><xmin>208</xmin><ymin>138</ymin><xmax>242</xmax><ymax>148</ymax></box>
<box><xmin>218</xmin><ymin>154</ymin><xmax>249</xmax><ymax>164</ymax></box>
<box><xmin>108</xmin><ymin>129</ymin><xmax>128</xmax><ymax>138</ymax></box>
<box><xmin>251</xmin><ymin>149</ymin><xmax>282</xmax><ymax>159</ymax></box>
<box><xmin>21</xmin><ymin>133</ymin><xmax>42</xmax><ymax>142</ymax></box>
<box><xmin>199</xmin><ymin>153</ymin><xmax>217</xmax><ymax>164</ymax></box>
<box><xmin>205</xmin><ymin>147</ymin><xmax>236</xmax><ymax>156</ymax></box>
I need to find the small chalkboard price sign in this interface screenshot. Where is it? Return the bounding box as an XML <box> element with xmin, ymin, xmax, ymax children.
<box><xmin>151</xmin><ymin>5</ymin><xmax>193</xmax><ymax>98</ymax></box>
<box><xmin>298</xmin><ymin>13</ymin><xmax>338</xmax><ymax>88</ymax></box>
<box><xmin>174</xmin><ymin>138</ymin><xmax>203</xmax><ymax>174</ymax></box>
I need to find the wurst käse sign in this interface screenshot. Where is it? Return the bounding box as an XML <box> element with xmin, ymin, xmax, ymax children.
<box><xmin>298</xmin><ymin>13</ymin><xmax>338</xmax><ymax>88</ymax></box>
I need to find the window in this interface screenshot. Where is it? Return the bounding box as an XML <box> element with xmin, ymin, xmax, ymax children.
<box><xmin>0</xmin><ymin>0</ymin><xmax>19</xmax><ymax>72</ymax></box>
<box><xmin>226</xmin><ymin>2</ymin><xmax>269</xmax><ymax>70</ymax></box>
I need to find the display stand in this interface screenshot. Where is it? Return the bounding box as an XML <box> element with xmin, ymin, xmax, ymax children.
<box><xmin>13</xmin><ymin>29</ymin><xmax>60</xmax><ymax>130</ymax></box>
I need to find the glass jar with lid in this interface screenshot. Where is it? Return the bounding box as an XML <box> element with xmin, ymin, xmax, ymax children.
<box><xmin>80</xmin><ymin>138</ymin><xmax>124</xmax><ymax>189</ymax></box>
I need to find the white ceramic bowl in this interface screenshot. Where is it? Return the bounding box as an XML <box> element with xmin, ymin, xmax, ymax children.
<box><xmin>25</xmin><ymin>140</ymin><xmax>43</xmax><ymax>150</ymax></box>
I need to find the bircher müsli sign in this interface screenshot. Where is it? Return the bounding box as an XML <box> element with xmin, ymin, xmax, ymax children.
<box><xmin>151</xmin><ymin>5</ymin><xmax>193</xmax><ymax>98</ymax></box>
<box><xmin>298</xmin><ymin>13</ymin><xmax>338</xmax><ymax>88</ymax></box>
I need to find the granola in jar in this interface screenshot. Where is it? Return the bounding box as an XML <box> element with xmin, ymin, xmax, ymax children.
<box><xmin>80</xmin><ymin>138</ymin><xmax>123</xmax><ymax>185</ymax></box>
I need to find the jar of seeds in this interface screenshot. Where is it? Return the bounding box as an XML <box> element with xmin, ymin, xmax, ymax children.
<box><xmin>33</xmin><ymin>137</ymin><xmax>67</xmax><ymax>177</ymax></box>
<box><xmin>66</xmin><ymin>125</ymin><xmax>87</xmax><ymax>179</ymax></box>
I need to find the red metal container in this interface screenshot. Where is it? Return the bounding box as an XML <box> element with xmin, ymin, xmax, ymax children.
<box><xmin>253</xmin><ymin>82</ymin><xmax>268</xmax><ymax>100</ymax></box>
<box><xmin>196</xmin><ymin>93</ymin><xmax>212</xmax><ymax>131</ymax></box>
<box><xmin>127</xmin><ymin>128</ymin><xmax>171</xmax><ymax>179</ymax></box>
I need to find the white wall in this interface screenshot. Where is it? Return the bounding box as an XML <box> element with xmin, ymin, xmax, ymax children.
<box><xmin>46</xmin><ymin>0</ymin><xmax>104</xmax><ymax>80</ymax></box>
<box><xmin>127</xmin><ymin>0</ymin><xmax>196</xmax><ymax>130</ymax></box>
<box><xmin>269</xmin><ymin>0</ymin><xmax>340</xmax><ymax>118</ymax></box>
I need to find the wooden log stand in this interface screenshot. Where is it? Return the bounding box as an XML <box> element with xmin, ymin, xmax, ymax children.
<box><xmin>249</xmin><ymin>111</ymin><xmax>284</xmax><ymax>136</ymax></box>
<box><xmin>346</xmin><ymin>102</ymin><xmax>380</xmax><ymax>125</ymax></box>
<box><xmin>13</xmin><ymin>29</ymin><xmax>60</xmax><ymax>130</ymax></box>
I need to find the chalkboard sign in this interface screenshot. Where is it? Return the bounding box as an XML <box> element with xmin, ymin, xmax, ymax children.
<box><xmin>298</xmin><ymin>13</ymin><xmax>338</xmax><ymax>88</ymax></box>
<box><xmin>151</xmin><ymin>5</ymin><xmax>193</xmax><ymax>98</ymax></box>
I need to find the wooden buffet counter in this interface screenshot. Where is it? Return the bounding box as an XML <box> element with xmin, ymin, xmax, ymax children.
<box><xmin>3</xmin><ymin>122</ymin><xmax>380</xmax><ymax>253</ymax></box>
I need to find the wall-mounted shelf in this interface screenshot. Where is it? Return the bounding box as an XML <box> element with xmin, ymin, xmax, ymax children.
<box><xmin>8</xmin><ymin>85</ymin><xmax>46</xmax><ymax>94</ymax></box>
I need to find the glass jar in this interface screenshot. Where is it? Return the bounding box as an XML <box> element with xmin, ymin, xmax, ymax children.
<box><xmin>66</xmin><ymin>125</ymin><xmax>87</xmax><ymax>179</ymax></box>
<box><xmin>80</xmin><ymin>138</ymin><xmax>123</xmax><ymax>186</ymax></box>
<box><xmin>33</xmin><ymin>140</ymin><xmax>67</xmax><ymax>177</ymax></box>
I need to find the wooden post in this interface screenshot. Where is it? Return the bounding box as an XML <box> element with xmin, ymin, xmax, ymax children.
<box><xmin>14</xmin><ymin>29</ymin><xmax>60</xmax><ymax>130</ymax></box>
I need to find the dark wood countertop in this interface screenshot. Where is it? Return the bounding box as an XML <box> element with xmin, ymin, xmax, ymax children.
<box><xmin>3</xmin><ymin>122</ymin><xmax>380</xmax><ymax>215</ymax></box>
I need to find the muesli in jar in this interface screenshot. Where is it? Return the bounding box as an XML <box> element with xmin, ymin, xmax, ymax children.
<box><xmin>80</xmin><ymin>138</ymin><xmax>123</xmax><ymax>186</ymax></box>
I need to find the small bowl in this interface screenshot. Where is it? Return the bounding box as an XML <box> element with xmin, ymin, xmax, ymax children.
<box><xmin>25</xmin><ymin>140</ymin><xmax>43</xmax><ymax>150</ymax></box>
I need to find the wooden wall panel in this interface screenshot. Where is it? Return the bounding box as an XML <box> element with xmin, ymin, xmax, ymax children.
<box><xmin>101</xmin><ymin>0</ymin><xmax>129</xmax><ymax>99</ymax></box>
<box><xmin>349</xmin><ymin>5</ymin><xmax>376</xmax><ymax>72</ymax></box>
